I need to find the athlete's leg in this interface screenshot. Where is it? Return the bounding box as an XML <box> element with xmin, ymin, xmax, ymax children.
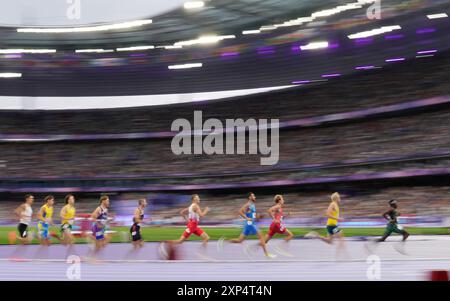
<box><xmin>307</xmin><ymin>226</ymin><xmax>334</xmax><ymax>244</ymax></box>
<box><xmin>229</xmin><ymin>233</ymin><xmax>246</xmax><ymax>243</ymax></box>
<box><xmin>377</xmin><ymin>226</ymin><xmax>393</xmax><ymax>242</ymax></box>
<box><xmin>284</xmin><ymin>229</ymin><xmax>294</xmax><ymax>242</ymax></box>
<box><xmin>256</xmin><ymin>231</ymin><xmax>270</xmax><ymax>255</ymax></box>
<box><xmin>103</xmin><ymin>234</ymin><xmax>112</xmax><ymax>246</ymax></box>
<box><xmin>337</xmin><ymin>230</ymin><xmax>345</xmax><ymax>247</ymax></box>
<box><xmin>402</xmin><ymin>230</ymin><xmax>410</xmax><ymax>241</ymax></box>
<box><xmin>393</xmin><ymin>225</ymin><xmax>410</xmax><ymax>242</ymax></box>
<box><xmin>317</xmin><ymin>233</ymin><xmax>333</xmax><ymax>244</ymax></box>
<box><xmin>39</xmin><ymin>224</ymin><xmax>50</xmax><ymax>246</ymax></box>
<box><xmin>335</xmin><ymin>230</ymin><xmax>348</xmax><ymax>259</ymax></box>
<box><xmin>200</xmin><ymin>232</ymin><xmax>209</xmax><ymax>247</ymax></box>
<box><xmin>172</xmin><ymin>234</ymin><xmax>187</xmax><ymax>244</ymax></box>
<box><xmin>264</xmin><ymin>233</ymin><xmax>272</xmax><ymax>243</ymax></box>
<box><xmin>377</xmin><ymin>233</ymin><xmax>390</xmax><ymax>242</ymax></box>
<box><xmin>63</xmin><ymin>231</ymin><xmax>75</xmax><ymax>257</ymax></box>
<box><xmin>265</xmin><ymin>225</ymin><xmax>276</xmax><ymax>243</ymax></box>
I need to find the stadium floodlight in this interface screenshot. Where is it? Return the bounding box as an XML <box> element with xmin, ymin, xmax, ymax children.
<box><xmin>0</xmin><ymin>73</ymin><xmax>22</xmax><ymax>78</ymax></box>
<box><xmin>427</xmin><ymin>13</ymin><xmax>448</xmax><ymax>19</ymax></box>
<box><xmin>156</xmin><ymin>45</ymin><xmax>183</xmax><ymax>49</ymax></box>
<box><xmin>242</xmin><ymin>30</ymin><xmax>261</xmax><ymax>35</ymax></box>
<box><xmin>168</xmin><ymin>63</ymin><xmax>202</xmax><ymax>70</ymax></box>
<box><xmin>174</xmin><ymin>35</ymin><xmax>235</xmax><ymax>47</ymax></box>
<box><xmin>348</xmin><ymin>25</ymin><xmax>401</xmax><ymax>39</ymax></box>
<box><xmin>260</xmin><ymin>25</ymin><xmax>277</xmax><ymax>31</ymax></box>
<box><xmin>300</xmin><ymin>41</ymin><xmax>329</xmax><ymax>50</ymax></box>
<box><xmin>311</xmin><ymin>8</ymin><xmax>342</xmax><ymax>18</ymax></box>
<box><xmin>0</xmin><ymin>49</ymin><xmax>56</xmax><ymax>54</ymax></box>
<box><xmin>116</xmin><ymin>46</ymin><xmax>155</xmax><ymax>52</ymax></box>
<box><xmin>277</xmin><ymin>17</ymin><xmax>315</xmax><ymax>28</ymax></box>
<box><xmin>357</xmin><ymin>0</ymin><xmax>377</xmax><ymax>4</ymax></box>
<box><xmin>17</xmin><ymin>19</ymin><xmax>152</xmax><ymax>33</ymax></box>
<box><xmin>252</xmin><ymin>1</ymin><xmax>374</xmax><ymax>33</ymax></box>
<box><xmin>75</xmin><ymin>49</ymin><xmax>114</xmax><ymax>53</ymax></box>
<box><xmin>184</xmin><ymin>1</ymin><xmax>205</xmax><ymax>9</ymax></box>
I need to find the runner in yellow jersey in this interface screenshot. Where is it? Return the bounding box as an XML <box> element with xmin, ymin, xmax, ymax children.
<box><xmin>37</xmin><ymin>195</ymin><xmax>55</xmax><ymax>246</ymax></box>
<box><xmin>306</xmin><ymin>192</ymin><xmax>345</xmax><ymax>245</ymax></box>
<box><xmin>60</xmin><ymin>194</ymin><xmax>76</xmax><ymax>246</ymax></box>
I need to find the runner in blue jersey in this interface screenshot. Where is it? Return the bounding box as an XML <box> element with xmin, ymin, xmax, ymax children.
<box><xmin>90</xmin><ymin>195</ymin><xmax>112</xmax><ymax>254</ymax></box>
<box><xmin>221</xmin><ymin>192</ymin><xmax>275</xmax><ymax>258</ymax></box>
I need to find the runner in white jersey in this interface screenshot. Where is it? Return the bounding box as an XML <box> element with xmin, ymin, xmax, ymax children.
<box><xmin>188</xmin><ymin>203</ymin><xmax>200</xmax><ymax>221</ymax></box>
<box><xmin>172</xmin><ymin>194</ymin><xmax>210</xmax><ymax>247</ymax></box>
<box><xmin>12</xmin><ymin>194</ymin><xmax>35</xmax><ymax>244</ymax></box>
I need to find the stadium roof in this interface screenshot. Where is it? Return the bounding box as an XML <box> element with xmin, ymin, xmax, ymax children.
<box><xmin>0</xmin><ymin>0</ymin><xmax>337</xmax><ymax>47</ymax></box>
<box><xmin>0</xmin><ymin>0</ymin><xmax>448</xmax><ymax>108</ymax></box>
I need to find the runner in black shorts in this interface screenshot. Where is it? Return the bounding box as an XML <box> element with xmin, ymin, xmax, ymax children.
<box><xmin>17</xmin><ymin>223</ymin><xmax>28</xmax><ymax>238</ymax></box>
<box><xmin>130</xmin><ymin>198</ymin><xmax>147</xmax><ymax>249</ymax></box>
<box><xmin>13</xmin><ymin>195</ymin><xmax>35</xmax><ymax>244</ymax></box>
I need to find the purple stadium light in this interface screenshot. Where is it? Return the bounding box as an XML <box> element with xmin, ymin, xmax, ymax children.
<box><xmin>355</xmin><ymin>65</ymin><xmax>376</xmax><ymax>70</ymax></box>
<box><xmin>292</xmin><ymin>80</ymin><xmax>311</xmax><ymax>84</ymax></box>
<box><xmin>416</xmin><ymin>28</ymin><xmax>436</xmax><ymax>34</ymax></box>
<box><xmin>257</xmin><ymin>46</ymin><xmax>275</xmax><ymax>55</ymax></box>
<box><xmin>220</xmin><ymin>52</ymin><xmax>239</xmax><ymax>57</ymax></box>
<box><xmin>384</xmin><ymin>34</ymin><xmax>404</xmax><ymax>40</ymax></box>
<box><xmin>129</xmin><ymin>53</ymin><xmax>147</xmax><ymax>57</ymax></box>
<box><xmin>321</xmin><ymin>73</ymin><xmax>341</xmax><ymax>78</ymax></box>
<box><xmin>291</xmin><ymin>45</ymin><xmax>301</xmax><ymax>52</ymax></box>
<box><xmin>328</xmin><ymin>42</ymin><xmax>339</xmax><ymax>49</ymax></box>
<box><xmin>354</xmin><ymin>38</ymin><xmax>373</xmax><ymax>44</ymax></box>
<box><xmin>417</xmin><ymin>49</ymin><xmax>437</xmax><ymax>55</ymax></box>
<box><xmin>3</xmin><ymin>54</ymin><xmax>23</xmax><ymax>59</ymax></box>
<box><xmin>385</xmin><ymin>57</ymin><xmax>405</xmax><ymax>62</ymax></box>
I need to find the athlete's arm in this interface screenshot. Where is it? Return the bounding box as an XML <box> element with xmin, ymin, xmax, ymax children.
<box><xmin>382</xmin><ymin>209</ymin><xmax>392</xmax><ymax>222</ymax></box>
<box><xmin>267</xmin><ymin>204</ymin><xmax>280</xmax><ymax>223</ymax></box>
<box><xmin>14</xmin><ymin>204</ymin><xmax>25</xmax><ymax>220</ymax></box>
<box><xmin>91</xmin><ymin>207</ymin><xmax>100</xmax><ymax>221</ymax></box>
<box><xmin>325</xmin><ymin>203</ymin><xmax>338</xmax><ymax>220</ymax></box>
<box><xmin>239</xmin><ymin>203</ymin><xmax>250</xmax><ymax>221</ymax></box>
<box><xmin>60</xmin><ymin>205</ymin><xmax>67</xmax><ymax>220</ymax></box>
<box><xmin>37</xmin><ymin>206</ymin><xmax>45</xmax><ymax>222</ymax></box>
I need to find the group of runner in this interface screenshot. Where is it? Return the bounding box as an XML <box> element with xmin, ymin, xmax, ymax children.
<box><xmin>12</xmin><ymin>194</ymin><xmax>109</xmax><ymax>255</ymax></box>
<box><xmin>10</xmin><ymin>191</ymin><xmax>410</xmax><ymax>258</ymax></box>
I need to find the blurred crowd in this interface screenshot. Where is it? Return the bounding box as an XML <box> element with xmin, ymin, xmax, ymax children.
<box><xmin>0</xmin><ymin>52</ymin><xmax>448</xmax><ymax>135</ymax></box>
<box><xmin>1</xmin><ymin>105</ymin><xmax>450</xmax><ymax>178</ymax></box>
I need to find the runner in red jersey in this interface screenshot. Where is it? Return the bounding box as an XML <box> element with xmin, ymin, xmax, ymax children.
<box><xmin>265</xmin><ymin>195</ymin><xmax>294</xmax><ymax>243</ymax></box>
<box><xmin>173</xmin><ymin>194</ymin><xmax>210</xmax><ymax>247</ymax></box>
